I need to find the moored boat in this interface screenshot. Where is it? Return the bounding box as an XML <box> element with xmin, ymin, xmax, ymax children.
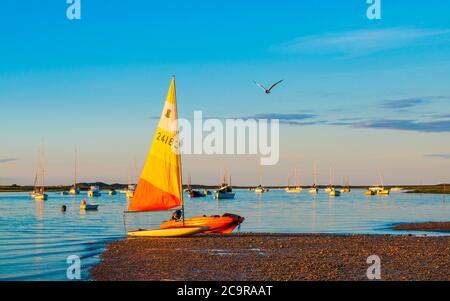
<box><xmin>285</xmin><ymin>169</ymin><xmax>301</xmax><ymax>193</ymax></box>
<box><xmin>80</xmin><ymin>200</ymin><xmax>99</xmax><ymax>210</ymax></box>
<box><xmin>365</xmin><ymin>189</ymin><xmax>376</xmax><ymax>196</ymax></box>
<box><xmin>32</xmin><ymin>147</ymin><xmax>48</xmax><ymax>201</ymax></box>
<box><xmin>255</xmin><ymin>185</ymin><xmax>269</xmax><ymax>193</ymax></box>
<box><xmin>188</xmin><ymin>189</ymin><xmax>206</xmax><ymax>198</ymax></box>
<box><xmin>34</xmin><ymin>193</ymin><xmax>48</xmax><ymax>201</ymax></box>
<box><xmin>309</xmin><ymin>164</ymin><xmax>319</xmax><ymax>194</ymax></box>
<box><xmin>87</xmin><ymin>185</ymin><xmax>101</xmax><ymax>197</ymax></box>
<box><xmin>329</xmin><ymin>188</ymin><xmax>341</xmax><ymax>197</ymax></box>
<box><xmin>69</xmin><ymin>150</ymin><xmax>80</xmax><ymax>195</ymax></box>
<box><xmin>308</xmin><ymin>186</ymin><xmax>318</xmax><ymax>194</ymax></box>
<box><xmin>377</xmin><ymin>188</ymin><xmax>390</xmax><ymax>195</ymax></box>
<box><xmin>214</xmin><ymin>183</ymin><xmax>235</xmax><ymax>199</ymax></box>
<box><xmin>108</xmin><ymin>189</ymin><xmax>117</xmax><ymax>195</ymax></box>
<box><xmin>126</xmin><ymin>184</ymin><xmax>135</xmax><ymax>198</ymax></box>
<box><xmin>341</xmin><ymin>178</ymin><xmax>351</xmax><ymax>193</ymax></box>
<box><xmin>324</xmin><ymin>167</ymin><xmax>333</xmax><ymax>192</ymax></box>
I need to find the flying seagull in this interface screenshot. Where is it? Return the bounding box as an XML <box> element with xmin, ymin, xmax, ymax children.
<box><xmin>254</xmin><ymin>80</ymin><xmax>283</xmax><ymax>94</ymax></box>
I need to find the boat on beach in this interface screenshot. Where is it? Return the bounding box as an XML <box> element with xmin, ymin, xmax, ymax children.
<box><xmin>161</xmin><ymin>213</ymin><xmax>244</xmax><ymax>234</ymax></box>
<box><xmin>125</xmin><ymin>76</ymin><xmax>244</xmax><ymax>236</ymax></box>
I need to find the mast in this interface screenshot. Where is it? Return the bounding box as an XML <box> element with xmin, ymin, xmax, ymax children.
<box><xmin>74</xmin><ymin>149</ymin><xmax>78</xmax><ymax>189</ymax></box>
<box><xmin>313</xmin><ymin>163</ymin><xmax>317</xmax><ymax>186</ymax></box>
<box><xmin>378</xmin><ymin>170</ymin><xmax>384</xmax><ymax>188</ymax></box>
<box><xmin>187</xmin><ymin>172</ymin><xmax>191</xmax><ymax>190</ymax></box>
<box><xmin>179</xmin><ymin>156</ymin><xmax>185</xmax><ymax>226</ymax></box>
<box><xmin>171</xmin><ymin>76</ymin><xmax>185</xmax><ymax>225</ymax></box>
<box><xmin>40</xmin><ymin>145</ymin><xmax>45</xmax><ymax>195</ymax></box>
<box><xmin>329</xmin><ymin>166</ymin><xmax>332</xmax><ymax>187</ymax></box>
<box><xmin>33</xmin><ymin>173</ymin><xmax>38</xmax><ymax>192</ymax></box>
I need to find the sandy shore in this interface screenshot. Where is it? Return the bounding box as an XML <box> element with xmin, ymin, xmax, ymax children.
<box><xmin>92</xmin><ymin>233</ymin><xmax>450</xmax><ymax>281</ymax></box>
<box><xmin>392</xmin><ymin>222</ymin><xmax>450</xmax><ymax>232</ymax></box>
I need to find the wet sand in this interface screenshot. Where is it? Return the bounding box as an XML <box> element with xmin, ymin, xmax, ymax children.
<box><xmin>393</xmin><ymin>222</ymin><xmax>450</xmax><ymax>232</ymax></box>
<box><xmin>92</xmin><ymin>233</ymin><xmax>450</xmax><ymax>281</ymax></box>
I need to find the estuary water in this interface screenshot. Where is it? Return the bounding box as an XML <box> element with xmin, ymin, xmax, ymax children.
<box><xmin>0</xmin><ymin>189</ymin><xmax>448</xmax><ymax>280</ymax></box>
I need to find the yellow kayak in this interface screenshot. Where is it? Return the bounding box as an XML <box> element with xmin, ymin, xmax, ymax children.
<box><xmin>127</xmin><ymin>226</ymin><xmax>207</xmax><ymax>237</ymax></box>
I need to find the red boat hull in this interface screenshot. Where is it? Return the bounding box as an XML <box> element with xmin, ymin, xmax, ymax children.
<box><xmin>160</xmin><ymin>213</ymin><xmax>244</xmax><ymax>234</ymax></box>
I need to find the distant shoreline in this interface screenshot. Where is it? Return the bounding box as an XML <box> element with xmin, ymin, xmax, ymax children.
<box><xmin>1</xmin><ymin>183</ymin><xmax>449</xmax><ymax>194</ymax></box>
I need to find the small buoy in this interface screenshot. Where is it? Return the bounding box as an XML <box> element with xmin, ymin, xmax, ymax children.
<box><xmin>61</xmin><ymin>205</ymin><xmax>67</xmax><ymax>212</ymax></box>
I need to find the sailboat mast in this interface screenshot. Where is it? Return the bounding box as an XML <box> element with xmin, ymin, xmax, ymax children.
<box><xmin>171</xmin><ymin>76</ymin><xmax>185</xmax><ymax>225</ymax></box>
<box><xmin>74</xmin><ymin>149</ymin><xmax>78</xmax><ymax>189</ymax></box>
<box><xmin>41</xmin><ymin>146</ymin><xmax>45</xmax><ymax>194</ymax></box>
<box><xmin>378</xmin><ymin>170</ymin><xmax>384</xmax><ymax>188</ymax></box>
<box><xmin>179</xmin><ymin>162</ymin><xmax>185</xmax><ymax>226</ymax></box>
<box><xmin>329</xmin><ymin>167</ymin><xmax>332</xmax><ymax>186</ymax></box>
<box><xmin>313</xmin><ymin>163</ymin><xmax>317</xmax><ymax>185</ymax></box>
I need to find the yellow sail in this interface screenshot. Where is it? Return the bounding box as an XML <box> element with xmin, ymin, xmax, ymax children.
<box><xmin>128</xmin><ymin>76</ymin><xmax>182</xmax><ymax>211</ymax></box>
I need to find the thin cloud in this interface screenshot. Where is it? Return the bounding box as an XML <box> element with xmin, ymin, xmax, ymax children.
<box><xmin>380</xmin><ymin>98</ymin><xmax>430</xmax><ymax>109</ymax></box>
<box><xmin>425</xmin><ymin>154</ymin><xmax>450</xmax><ymax>159</ymax></box>
<box><xmin>351</xmin><ymin>119</ymin><xmax>450</xmax><ymax>133</ymax></box>
<box><xmin>0</xmin><ymin>158</ymin><xmax>19</xmax><ymax>164</ymax></box>
<box><xmin>280</xmin><ymin>120</ymin><xmax>326</xmax><ymax>126</ymax></box>
<box><xmin>237</xmin><ymin>113</ymin><xmax>322</xmax><ymax>126</ymax></box>
<box><xmin>241</xmin><ymin>113</ymin><xmax>317</xmax><ymax>120</ymax></box>
<box><xmin>272</xmin><ymin>28</ymin><xmax>450</xmax><ymax>57</ymax></box>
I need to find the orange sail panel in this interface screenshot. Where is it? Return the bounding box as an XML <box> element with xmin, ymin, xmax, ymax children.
<box><xmin>128</xmin><ymin>77</ymin><xmax>183</xmax><ymax>211</ymax></box>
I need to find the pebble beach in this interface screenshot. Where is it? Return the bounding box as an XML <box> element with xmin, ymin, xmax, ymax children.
<box><xmin>92</xmin><ymin>232</ymin><xmax>450</xmax><ymax>281</ymax></box>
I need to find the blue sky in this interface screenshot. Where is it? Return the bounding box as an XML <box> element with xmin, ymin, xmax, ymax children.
<box><xmin>1</xmin><ymin>0</ymin><xmax>450</xmax><ymax>185</ymax></box>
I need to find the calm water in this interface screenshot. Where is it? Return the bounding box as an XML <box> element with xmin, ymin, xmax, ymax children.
<box><xmin>0</xmin><ymin>189</ymin><xmax>448</xmax><ymax>280</ymax></box>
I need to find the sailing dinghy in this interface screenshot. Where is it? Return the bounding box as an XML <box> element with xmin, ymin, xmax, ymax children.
<box><xmin>126</xmin><ymin>76</ymin><xmax>243</xmax><ymax>236</ymax></box>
